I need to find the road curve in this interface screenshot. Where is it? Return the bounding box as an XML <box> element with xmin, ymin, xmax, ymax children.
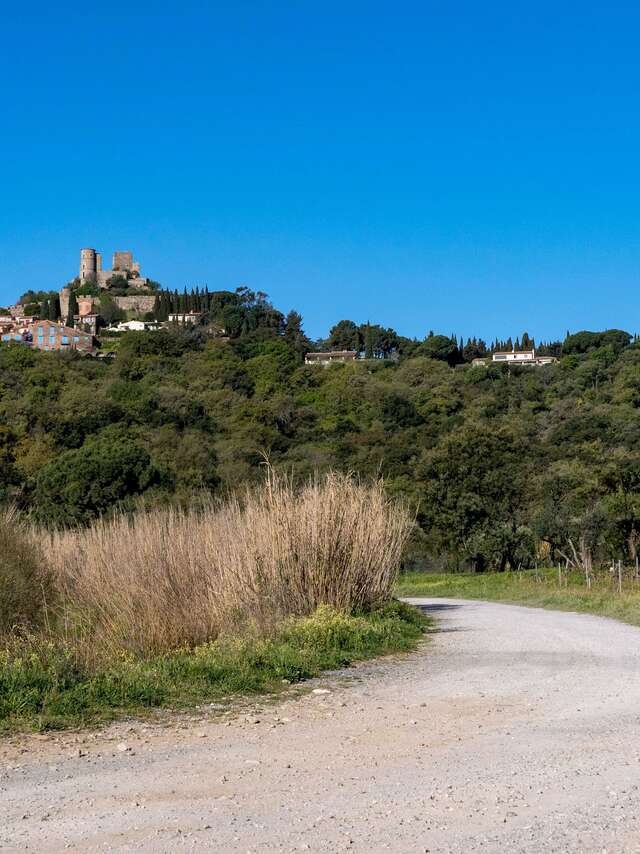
<box><xmin>2</xmin><ymin>599</ymin><xmax>640</xmax><ymax>853</ymax></box>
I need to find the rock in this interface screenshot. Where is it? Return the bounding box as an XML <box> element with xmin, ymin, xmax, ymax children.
<box><xmin>312</xmin><ymin>689</ymin><xmax>331</xmax><ymax>695</ymax></box>
<box><xmin>117</xmin><ymin>743</ymin><xmax>130</xmax><ymax>753</ymax></box>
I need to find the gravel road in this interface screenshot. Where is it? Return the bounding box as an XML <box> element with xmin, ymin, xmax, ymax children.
<box><xmin>2</xmin><ymin>598</ymin><xmax>640</xmax><ymax>853</ymax></box>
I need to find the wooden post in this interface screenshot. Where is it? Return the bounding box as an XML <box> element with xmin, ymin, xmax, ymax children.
<box><xmin>618</xmin><ymin>559</ymin><xmax>623</xmax><ymax>595</ymax></box>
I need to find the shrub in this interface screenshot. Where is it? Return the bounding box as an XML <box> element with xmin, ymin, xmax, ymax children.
<box><xmin>0</xmin><ymin>509</ymin><xmax>54</xmax><ymax>634</ymax></box>
<box><xmin>50</xmin><ymin>472</ymin><xmax>413</xmax><ymax>660</ymax></box>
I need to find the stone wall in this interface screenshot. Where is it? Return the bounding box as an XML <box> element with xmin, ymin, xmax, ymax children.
<box><xmin>60</xmin><ymin>290</ymin><xmax>156</xmax><ymax>319</ymax></box>
<box><xmin>114</xmin><ymin>295</ymin><xmax>156</xmax><ymax>314</ymax></box>
<box><xmin>59</xmin><ymin>288</ymin><xmax>70</xmax><ymax>318</ymax></box>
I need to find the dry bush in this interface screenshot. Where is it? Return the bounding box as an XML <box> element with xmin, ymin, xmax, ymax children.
<box><xmin>0</xmin><ymin>508</ymin><xmax>55</xmax><ymax>635</ymax></box>
<box><xmin>50</xmin><ymin>472</ymin><xmax>413</xmax><ymax>660</ymax></box>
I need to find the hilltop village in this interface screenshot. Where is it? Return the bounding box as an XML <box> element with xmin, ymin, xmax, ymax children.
<box><xmin>1</xmin><ymin>247</ymin><xmax>565</xmax><ymax>365</ymax></box>
<box><xmin>1</xmin><ymin>248</ymin><xmax>207</xmax><ymax>356</ymax></box>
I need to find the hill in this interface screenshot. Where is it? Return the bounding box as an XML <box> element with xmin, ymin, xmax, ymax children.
<box><xmin>1</xmin><ymin>293</ymin><xmax>639</xmax><ymax>573</ymax></box>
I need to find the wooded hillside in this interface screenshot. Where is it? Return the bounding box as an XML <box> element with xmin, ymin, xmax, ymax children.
<box><xmin>2</xmin><ymin>291</ymin><xmax>639</xmax><ymax>572</ymax></box>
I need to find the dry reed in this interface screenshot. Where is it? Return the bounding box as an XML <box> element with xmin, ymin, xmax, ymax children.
<box><xmin>49</xmin><ymin>472</ymin><xmax>412</xmax><ymax>660</ymax></box>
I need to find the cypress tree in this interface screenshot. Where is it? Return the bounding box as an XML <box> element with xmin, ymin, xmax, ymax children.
<box><xmin>67</xmin><ymin>291</ymin><xmax>78</xmax><ymax>327</ymax></box>
<box><xmin>40</xmin><ymin>299</ymin><xmax>49</xmax><ymax>320</ymax></box>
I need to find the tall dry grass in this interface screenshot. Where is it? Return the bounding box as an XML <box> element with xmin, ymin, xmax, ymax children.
<box><xmin>49</xmin><ymin>472</ymin><xmax>412</xmax><ymax>660</ymax></box>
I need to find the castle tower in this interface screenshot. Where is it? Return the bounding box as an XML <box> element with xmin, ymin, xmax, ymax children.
<box><xmin>79</xmin><ymin>248</ymin><xmax>97</xmax><ymax>282</ymax></box>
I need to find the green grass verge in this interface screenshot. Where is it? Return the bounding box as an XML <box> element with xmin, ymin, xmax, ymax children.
<box><xmin>396</xmin><ymin>569</ymin><xmax>640</xmax><ymax>627</ymax></box>
<box><xmin>0</xmin><ymin>601</ymin><xmax>427</xmax><ymax>734</ymax></box>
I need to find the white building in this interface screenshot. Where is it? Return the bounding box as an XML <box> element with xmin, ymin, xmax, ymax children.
<box><xmin>304</xmin><ymin>350</ymin><xmax>358</xmax><ymax>366</ymax></box>
<box><xmin>107</xmin><ymin>320</ymin><xmax>160</xmax><ymax>333</ymax></box>
<box><xmin>491</xmin><ymin>349</ymin><xmax>556</xmax><ymax>366</ymax></box>
<box><xmin>167</xmin><ymin>311</ymin><xmax>202</xmax><ymax>325</ymax></box>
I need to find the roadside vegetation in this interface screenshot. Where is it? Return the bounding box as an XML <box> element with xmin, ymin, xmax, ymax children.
<box><xmin>0</xmin><ymin>474</ymin><xmax>425</xmax><ymax>733</ymax></box>
<box><xmin>397</xmin><ymin>569</ymin><xmax>640</xmax><ymax>626</ymax></box>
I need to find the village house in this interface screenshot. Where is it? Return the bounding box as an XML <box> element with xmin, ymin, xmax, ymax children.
<box><xmin>28</xmin><ymin>320</ymin><xmax>93</xmax><ymax>353</ymax></box>
<box><xmin>473</xmin><ymin>349</ymin><xmax>557</xmax><ymax>367</ymax></box>
<box><xmin>0</xmin><ymin>331</ymin><xmax>28</xmax><ymax>345</ymax></box>
<box><xmin>74</xmin><ymin>313</ymin><xmax>100</xmax><ymax>336</ymax></box>
<box><xmin>168</xmin><ymin>311</ymin><xmax>202</xmax><ymax>324</ymax></box>
<box><xmin>304</xmin><ymin>350</ymin><xmax>358</xmax><ymax>366</ymax></box>
<box><xmin>108</xmin><ymin>320</ymin><xmax>160</xmax><ymax>332</ymax></box>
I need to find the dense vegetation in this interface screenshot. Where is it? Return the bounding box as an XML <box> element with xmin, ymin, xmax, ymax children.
<box><xmin>0</xmin><ymin>475</ymin><xmax>423</xmax><ymax>732</ymax></box>
<box><xmin>2</xmin><ymin>287</ymin><xmax>640</xmax><ymax>573</ymax></box>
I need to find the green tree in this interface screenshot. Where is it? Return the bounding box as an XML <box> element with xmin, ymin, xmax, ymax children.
<box><xmin>284</xmin><ymin>310</ymin><xmax>311</xmax><ymax>362</ymax></box>
<box><xmin>33</xmin><ymin>435</ymin><xmax>163</xmax><ymax>526</ymax></box>
<box><xmin>48</xmin><ymin>294</ymin><xmax>60</xmax><ymax>322</ymax></box>
<box><xmin>418</xmin><ymin>334</ymin><xmax>460</xmax><ymax>365</ymax></box>
<box><xmin>328</xmin><ymin>320</ymin><xmax>361</xmax><ymax>351</ymax></box>
<box><xmin>67</xmin><ymin>290</ymin><xmax>79</xmax><ymax>327</ymax></box>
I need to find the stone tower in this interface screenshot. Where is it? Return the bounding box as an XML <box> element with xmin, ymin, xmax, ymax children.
<box><xmin>79</xmin><ymin>248</ymin><xmax>97</xmax><ymax>282</ymax></box>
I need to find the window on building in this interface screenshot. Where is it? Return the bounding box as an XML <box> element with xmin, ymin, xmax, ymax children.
<box><xmin>61</xmin><ymin>336</ymin><xmax>69</xmax><ymax>344</ymax></box>
<box><xmin>73</xmin><ymin>336</ymin><xmax>79</xmax><ymax>342</ymax></box>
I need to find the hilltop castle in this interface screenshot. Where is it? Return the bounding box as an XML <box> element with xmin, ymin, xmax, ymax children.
<box><xmin>60</xmin><ymin>247</ymin><xmax>156</xmax><ymax>318</ymax></box>
<box><xmin>78</xmin><ymin>248</ymin><xmax>149</xmax><ymax>289</ymax></box>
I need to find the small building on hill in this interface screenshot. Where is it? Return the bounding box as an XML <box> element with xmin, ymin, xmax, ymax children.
<box><xmin>304</xmin><ymin>351</ymin><xmax>358</xmax><ymax>366</ymax></box>
<box><xmin>108</xmin><ymin>320</ymin><xmax>160</xmax><ymax>332</ymax></box>
<box><xmin>486</xmin><ymin>349</ymin><xmax>556</xmax><ymax>367</ymax></box>
<box><xmin>74</xmin><ymin>313</ymin><xmax>100</xmax><ymax>336</ymax></box>
<box><xmin>29</xmin><ymin>320</ymin><xmax>93</xmax><ymax>353</ymax></box>
<box><xmin>168</xmin><ymin>311</ymin><xmax>202</xmax><ymax>325</ymax></box>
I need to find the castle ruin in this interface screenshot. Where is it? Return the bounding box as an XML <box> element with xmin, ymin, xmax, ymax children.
<box><xmin>79</xmin><ymin>248</ymin><xmax>147</xmax><ymax>288</ymax></box>
<box><xmin>60</xmin><ymin>248</ymin><xmax>155</xmax><ymax>319</ymax></box>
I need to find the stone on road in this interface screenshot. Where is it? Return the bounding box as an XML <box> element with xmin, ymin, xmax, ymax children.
<box><xmin>2</xmin><ymin>598</ymin><xmax>640</xmax><ymax>852</ymax></box>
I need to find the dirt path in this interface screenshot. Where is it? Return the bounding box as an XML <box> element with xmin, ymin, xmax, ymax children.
<box><xmin>2</xmin><ymin>599</ymin><xmax>640</xmax><ymax>853</ymax></box>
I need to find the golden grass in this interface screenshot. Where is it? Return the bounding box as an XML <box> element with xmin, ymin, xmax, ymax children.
<box><xmin>49</xmin><ymin>472</ymin><xmax>412</xmax><ymax>661</ymax></box>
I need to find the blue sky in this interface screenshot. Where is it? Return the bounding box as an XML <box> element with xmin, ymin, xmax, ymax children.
<box><xmin>2</xmin><ymin>2</ymin><xmax>640</xmax><ymax>342</ymax></box>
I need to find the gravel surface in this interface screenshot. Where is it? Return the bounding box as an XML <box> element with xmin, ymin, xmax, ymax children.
<box><xmin>2</xmin><ymin>598</ymin><xmax>640</xmax><ymax>853</ymax></box>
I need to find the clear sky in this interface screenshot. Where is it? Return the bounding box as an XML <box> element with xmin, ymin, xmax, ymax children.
<box><xmin>2</xmin><ymin>2</ymin><xmax>639</xmax><ymax>342</ymax></box>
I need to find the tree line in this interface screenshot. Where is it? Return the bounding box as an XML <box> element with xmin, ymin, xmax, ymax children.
<box><xmin>2</xmin><ymin>287</ymin><xmax>640</xmax><ymax>575</ymax></box>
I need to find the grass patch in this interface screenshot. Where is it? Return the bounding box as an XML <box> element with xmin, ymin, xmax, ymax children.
<box><xmin>0</xmin><ymin>602</ymin><xmax>427</xmax><ymax>734</ymax></box>
<box><xmin>397</xmin><ymin>569</ymin><xmax>640</xmax><ymax>627</ymax></box>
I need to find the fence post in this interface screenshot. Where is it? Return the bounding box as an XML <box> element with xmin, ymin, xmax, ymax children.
<box><xmin>619</xmin><ymin>559</ymin><xmax>623</xmax><ymax>595</ymax></box>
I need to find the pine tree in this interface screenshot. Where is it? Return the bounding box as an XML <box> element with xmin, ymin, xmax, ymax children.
<box><xmin>284</xmin><ymin>310</ymin><xmax>311</xmax><ymax>362</ymax></box>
